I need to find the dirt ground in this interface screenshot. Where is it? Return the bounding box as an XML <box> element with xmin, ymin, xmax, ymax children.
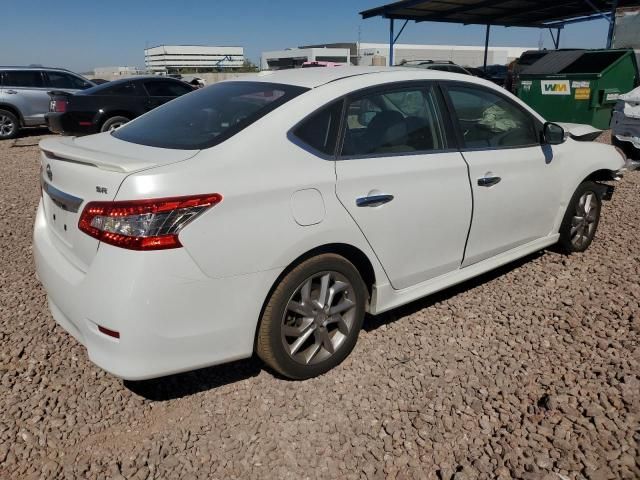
<box><xmin>1</xmin><ymin>130</ymin><xmax>638</xmax><ymax>479</ymax></box>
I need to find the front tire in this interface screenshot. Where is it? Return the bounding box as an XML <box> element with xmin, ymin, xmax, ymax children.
<box><xmin>100</xmin><ymin>116</ymin><xmax>130</xmax><ymax>133</ymax></box>
<box><xmin>0</xmin><ymin>109</ymin><xmax>19</xmax><ymax>140</ymax></box>
<box><xmin>257</xmin><ymin>254</ymin><xmax>368</xmax><ymax>380</ymax></box>
<box><xmin>558</xmin><ymin>181</ymin><xmax>602</xmax><ymax>253</ymax></box>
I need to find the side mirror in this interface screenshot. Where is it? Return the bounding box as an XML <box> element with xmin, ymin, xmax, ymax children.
<box><xmin>543</xmin><ymin>122</ymin><xmax>566</xmax><ymax>145</ymax></box>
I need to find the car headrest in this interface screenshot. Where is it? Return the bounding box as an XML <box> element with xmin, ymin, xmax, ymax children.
<box><xmin>366</xmin><ymin>111</ymin><xmax>408</xmax><ymax>150</ymax></box>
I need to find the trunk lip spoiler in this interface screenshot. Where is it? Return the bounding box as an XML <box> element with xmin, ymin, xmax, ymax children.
<box><xmin>39</xmin><ymin>136</ymin><xmax>199</xmax><ymax>174</ymax></box>
<box><xmin>41</xmin><ymin>176</ymin><xmax>84</xmax><ymax>213</ymax></box>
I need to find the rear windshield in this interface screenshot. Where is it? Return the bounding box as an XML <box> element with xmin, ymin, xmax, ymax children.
<box><xmin>112</xmin><ymin>81</ymin><xmax>308</xmax><ymax>149</ymax></box>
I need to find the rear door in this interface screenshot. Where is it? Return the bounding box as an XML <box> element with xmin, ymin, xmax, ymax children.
<box><xmin>142</xmin><ymin>80</ymin><xmax>193</xmax><ymax>111</ymax></box>
<box><xmin>335</xmin><ymin>82</ymin><xmax>472</xmax><ymax>290</ymax></box>
<box><xmin>442</xmin><ymin>82</ymin><xmax>562</xmax><ymax>266</ymax></box>
<box><xmin>2</xmin><ymin>70</ymin><xmax>49</xmax><ymax>125</ymax></box>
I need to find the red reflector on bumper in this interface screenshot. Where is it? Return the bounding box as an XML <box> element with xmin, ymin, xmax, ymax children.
<box><xmin>78</xmin><ymin>121</ymin><xmax>92</xmax><ymax>126</ymax></box>
<box><xmin>98</xmin><ymin>325</ymin><xmax>120</xmax><ymax>339</ymax></box>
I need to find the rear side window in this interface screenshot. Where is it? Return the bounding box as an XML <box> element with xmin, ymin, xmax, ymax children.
<box><xmin>341</xmin><ymin>85</ymin><xmax>447</xmax><ymax>157</ymax></box>
<box><xmin>292</xmin><ymin>101</ymin><xmax>343</xmax><ymax>156</ymax></box>
<box><xmin>2</xmin><ymin>70</ymin><xmax>44</xmax><ymax>88</ymax></box>
<box><xmin>113</xmin><ymin>81</ymin><xmax>308</xmax><ymax>149</ymax></box>
<box><xmin>144</xmin><ymin>80</ymin><xmax>192</xmax><ymax>97</ymax></box>
<box><xmin>47</xmin><ymin>71</ymin><xmax>90</xmax><ymax>89</ymax></box>
<box><xmin>446</xmin><ymin>85</ymin><xmax>539</xmax><ymax>149</ymax></box>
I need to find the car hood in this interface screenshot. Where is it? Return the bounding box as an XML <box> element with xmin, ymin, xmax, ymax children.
<box><xmin>39</xmin><ymin>133</ymin><xmax>200</xmax><ymax>173</ymax></box>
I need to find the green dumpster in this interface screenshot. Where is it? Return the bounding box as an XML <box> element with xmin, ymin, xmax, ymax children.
<box><xmin>516</xmin><ymin>49</ymin><xmax>639</xmax><ymax>130</ymax></box>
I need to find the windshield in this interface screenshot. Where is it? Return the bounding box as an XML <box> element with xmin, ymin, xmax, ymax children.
<box><xmin>112</xmin><ymin>81</ymin><xmax>308</xmax><ymax>149</ymax></box>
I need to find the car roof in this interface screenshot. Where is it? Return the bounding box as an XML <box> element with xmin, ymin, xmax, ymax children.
<box><xmin>95</xmin><ymin>76</ymin><xmax>182</xmax><ymax>86</ymax></box>
<box><xmin>234</xmin><ymin>66</ymin><xmax>469</xmax><ymax>89</ymax></box>
<box><xmin>0</xmin><ymin>66</ymin><xmax>78</xmax><ymax>72</ymax></box>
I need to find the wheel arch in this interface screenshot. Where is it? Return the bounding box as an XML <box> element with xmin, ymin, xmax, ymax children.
<box><xmin>582</xmin><ymin>168</ymin><xmax>621</xmax><ymax>183</ymax></box>
<box><xmin>252</xmin><ymin>242</ymin><xmax>377</xmax><ymax>351</ymax></box>
<box><xmin>96</xmin><ymin>110</ymin><xmax>133</xmax><ymax>129</ymax></box>
<box><xmin>0</xmin><ymin>103</ymin><xmax>24</xmax><ymax>126</ymax></box>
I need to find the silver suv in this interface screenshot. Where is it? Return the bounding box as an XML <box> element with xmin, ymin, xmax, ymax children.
<box><xmin>0</xmin><ymin>67</ymin><xmax>94</xmax><ymax>140</ymax></box>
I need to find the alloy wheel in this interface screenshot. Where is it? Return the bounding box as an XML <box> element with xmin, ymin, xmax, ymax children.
<box><xmin>281</xmin><ymin>271</ymin><xmax>357</xmax><ymax>366</ymax></box>
<box><xmin>0</xmin><ymin>115</ymin><xmax>15</xmax><ymax>138</ymax></box>
<box><xmin>570</xmin><ymin>191</ymin><xmax>599</xmax><ymax>249</ymax></box>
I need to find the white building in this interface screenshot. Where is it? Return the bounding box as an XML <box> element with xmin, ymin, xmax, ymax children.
<box><xmin>300</xmin><ymin>42</ymin><xmax>534</xmax><ymax>67</ymax></box>
<box><xmin>364</xmin><ymin>43</ymin><xmax>533</xmax><ymax>67</ymax></box>
<box><xmin>144</xmin><ymin>45</ymin><xmax>245</xmax><ymax>73</ymax></box>
<box><xmin>261</xmin><ymin>47</ymin><xmax>350</xmax><ymax>70</ymax></box>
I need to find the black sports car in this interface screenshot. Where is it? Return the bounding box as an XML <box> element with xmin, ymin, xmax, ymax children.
<box><xmin>45</xmin><ymin>76</ymin><xmax>194</xmax><ymax>135</ymax></box>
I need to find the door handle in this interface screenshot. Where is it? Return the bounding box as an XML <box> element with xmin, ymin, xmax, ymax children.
<box><xmin>477</xmin><ymin>176</ymin><xmax>501</xmax><ymax>187</ymax></box>
<box><xmin>356</xmin><ymin>194</ymin><xmax>394</xmax><ymax>208</ymax></box>
<box><xmin>5</xmin><ymin>90</ymin><xmax>18</xmax><ymax>94</ymax></box>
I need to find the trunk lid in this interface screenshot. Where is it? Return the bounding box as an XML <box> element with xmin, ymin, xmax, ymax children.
<box><xmin>39</xmin><ymin>134</ymin><xmax>199</xmax><ymax>270</ymax></box>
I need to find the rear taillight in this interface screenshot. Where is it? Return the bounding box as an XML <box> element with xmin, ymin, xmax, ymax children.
<box><xmin>78</xmin><ymin>193</ymin><xmax>222</xmax><ymax>251</ymax></box>
<box><xmin>50</xmin><ymin>99</ymin><xmax>67</xmax><ymax>113</ymax></box>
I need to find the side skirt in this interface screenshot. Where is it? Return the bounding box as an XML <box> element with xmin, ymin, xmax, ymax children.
<box><xmin>370</xmin><ymin>234</ymin><xmax>559</xmax><ymax>315</ymax></box>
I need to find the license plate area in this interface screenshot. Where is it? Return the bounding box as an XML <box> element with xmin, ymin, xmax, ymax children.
<box><xmin>42</xmin><ymin>180</ymin><xmax>84</xmax><ymax>247</ymax></box>
<box><xmin>44</xmin><ymin>194</ymin><xmax>74</xmax><ymax>246</ymax></box>
<box><xmin>49</xmin><ymin>201</ymin><xmax>73</xmax><ymax>244</ymax></box>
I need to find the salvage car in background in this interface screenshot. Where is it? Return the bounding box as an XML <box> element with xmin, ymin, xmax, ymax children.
<box><xmin>399</xmin><ymin>60</ymin><xmax>471</xmax><ymax>75</ymax></box>
<box><xmin>0</xmin><ymin>66</ymin><xmax>94</xmax><ymax>139</ymax></box>
<box><xmin>34</xmin><ymin>67</ymin><xmax>628</xmax><ymax>381</ymax></box>
<box><xmin>611</xmin><ymin>86</ymin><xmax>640</xmax><ymax>160</ymax></box>
<box><xmin>45</xmin><ymin>76</ymin><xmax>194</xmax><ymax>135</ymax></box>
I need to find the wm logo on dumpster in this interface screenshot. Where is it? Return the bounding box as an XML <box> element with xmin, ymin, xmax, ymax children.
<box><xmin>541</xmin><ymin>80</ymin><xmax>571</xmax><ymax>95</ymax></box>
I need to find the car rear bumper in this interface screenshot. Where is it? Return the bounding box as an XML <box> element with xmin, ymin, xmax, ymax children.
<box><xmin>33</xmin><ymin>200</ymin><xmax>278</xmax><ymax>380</ymax></box>
<box><xmin>45</xmin><ymin>113</ymin><xmax>96</xmax><ymax>135</ymax></box>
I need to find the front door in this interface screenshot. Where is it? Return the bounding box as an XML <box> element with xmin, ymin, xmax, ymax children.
<box><xmin>335</xmin><ymin>83</ymin><xmax>473</xmax><ymax>290</ymax></box>
<box><xmin>443</xmin><ymin>83</ymin><xmax>562</xmax><ymax>267</ymax></box>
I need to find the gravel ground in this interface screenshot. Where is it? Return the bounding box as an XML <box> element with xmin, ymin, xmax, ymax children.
<box><xmin>1</xmin><ymin>130</ymin><xmax>639</xmax><ymax>480</ymax></box>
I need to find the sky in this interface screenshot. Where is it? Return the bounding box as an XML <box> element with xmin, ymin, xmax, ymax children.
<box><xmin>1</xmin><ymin>0</ymin><xmax>612</xmax><ymax>73</ymax></box>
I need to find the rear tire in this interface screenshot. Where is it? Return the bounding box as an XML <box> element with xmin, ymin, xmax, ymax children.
<box><xmin>100</xmin><ymin>116</ymin><xmax>129</xmax><ymax>133</ymax></box>
<box><xmin>0</xmin><ymin>109</ymin><xmax>19</xmax><ymax>140</ymax></box>
<box><xmin>558</xmin><ymin>181</ymin><xmax>602</xmax><ymax>254</ymax></box>
<box><xmin>256</xmin><ymin>254</ymin><xmax>368</xmax><ymax>380</ymax></box>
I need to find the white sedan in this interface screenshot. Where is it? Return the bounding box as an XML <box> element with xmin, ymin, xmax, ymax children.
<box><xmin>34</xmin><ymin>67</ymin><xmax>628</xmax><ymax>380</ymax></box>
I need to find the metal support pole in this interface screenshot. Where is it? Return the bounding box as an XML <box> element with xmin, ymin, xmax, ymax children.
<box><xmin>483</xmin><ymin>24</ymin><xmax>491</xmax><ymax>71</ymax></box>
<box><xmin>394</xmin><ymin>20</ymin><xmax>409</xmax><ymax>44</ymax></box>
<box><xmin>389</xmin><ymin>18</ymin><xmax>395</xmax><ymax>66</ymax></box>
<box><xmin>606</xmin><ymin>0</ymin><xmax>619</xmax><ymax>48</ymax></box>
<box><xmin>556</xmin><ymin>28</ymin><xmax>562</xmax><ymax>49</ymax></box>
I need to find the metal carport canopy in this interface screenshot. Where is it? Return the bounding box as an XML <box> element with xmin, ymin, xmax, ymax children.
<box><xmin>360</xmin><ymin>0</ymin><xmax>640</xmax><ymax>67</ymax></box>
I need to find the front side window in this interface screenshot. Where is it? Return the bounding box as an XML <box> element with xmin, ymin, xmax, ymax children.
<box><xmin>341</xmin><ymin>85</ymin><xmax>446</xmax><ymax>157</ymax></box>
<box><xmin>2</xmin><ymin>70</ymin><xmax>44</xmax><ymax>88</ymax></box>
<box><xmin>144</xmin><ymin>80</ymin><xmax>192</xmax><ymax>97</ymax></box>
<box><xmin>292</xmin><ymin>101</ymin><xmax>343</xmax><ymax>155</ymax></box>
<box><xmin>113</xmin><ymin>81</ymin><xmax>308</xmax><ymax>149</ymax></box>
<box><xmin>446</xmin><ymin>85</ymin><xmax>539</xmax><ymax>149</ymax></box>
